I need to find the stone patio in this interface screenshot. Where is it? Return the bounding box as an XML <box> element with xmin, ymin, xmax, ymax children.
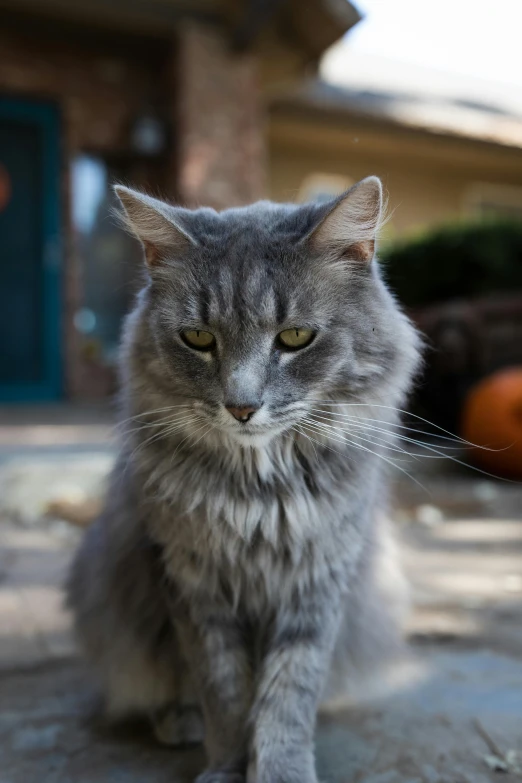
<box><xmin>1</xmin><ymin>406</ymin><xmax>521</xmax><ymax>782</ymax></box>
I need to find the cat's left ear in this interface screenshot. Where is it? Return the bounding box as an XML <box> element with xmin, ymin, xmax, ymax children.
<box><xmin>306</xmin><ymin>176</ymin><xmax>383</xmax><ymax>263</ymax></box>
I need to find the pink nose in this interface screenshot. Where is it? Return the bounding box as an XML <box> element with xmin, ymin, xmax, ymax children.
<box><xmin>226</xmin><ymin>405</ymin><xmax>258</xmax><ymax>422</ymax></box>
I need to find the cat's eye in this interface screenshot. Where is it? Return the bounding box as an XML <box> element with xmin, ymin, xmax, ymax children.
<box><xmin>181</xmin><ymin>329</ymin><xmax>216</xmax><ymax>351</ymax></box>
<box><xmin>277</xmin><ymin>328</ymin><xmax>315</xmax><ymax>350</ymax></box>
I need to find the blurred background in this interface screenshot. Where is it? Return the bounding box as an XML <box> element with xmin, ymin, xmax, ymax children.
<box><xmin>1</xmin><ymin>1</ymin><xmax>522</xmax><ymax>781</ymax></box>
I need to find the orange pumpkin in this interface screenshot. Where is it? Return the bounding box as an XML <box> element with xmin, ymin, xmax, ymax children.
<box><xmin>461</xmin><ymin>367</ymin><xmax>522</xmax><ymax>478</ymax></box>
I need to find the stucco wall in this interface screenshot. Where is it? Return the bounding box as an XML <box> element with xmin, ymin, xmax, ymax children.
<box><xmin>268</xmin><ymin>114</ymin><xmax>522</xmax><ymax>240</ymax></box>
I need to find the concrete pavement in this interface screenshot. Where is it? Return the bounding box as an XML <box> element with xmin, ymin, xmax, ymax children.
<box><xmin>0</xmin><ymin>407</ymin><xmax>521</xmax><ymax>782</ymax></box>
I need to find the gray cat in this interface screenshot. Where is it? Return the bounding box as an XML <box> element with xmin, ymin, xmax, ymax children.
<box><xmin>67</xmin><ymin>177</ymin><xmax>420</xmax><ymax>783</ymax></box>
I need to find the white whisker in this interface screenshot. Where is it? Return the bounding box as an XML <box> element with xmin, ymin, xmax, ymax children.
<box><xmin>307</xmin><ymin>407</ymin><xmax>467</xmax><ymax>447</ymax></box>
<box><xmin>116</xmin><ymin>404</ymin><xmax>194</xmax><ymax>429</ymax></box>
<box><xmin>129</xmin><ymin>415</ymin><xmax>201</xmax><ymax>460</ymax></box>
<box><xmin>306</xmin><ymin>414</ymin><xmax>418</xmax><ymax>459</ymax></box>
<box><xmin>301</xmin><ymin>418</ymin><xmax>426</xmax><ymax>491</ymax></box>
<box><xmin>309</xmin><ymin>412</ymin><xmax>500</xmax><ymax>469</ymax></box>
<box><xmin>307</xmin><ymin>412</ymin><xmax>463</xmax><ymax>460</ymax></box>
<box><xmin>305</xmin><ymin>408</ymin><xmax>519</xmax><ymax>484</ymax></box>
<box><xmin>123</xmin><ymin>412</ymin><xmax>197</xmax><ymax>437</ymax></box>
<box><xmin>307</xmin><ymin>401</ymin><xmax>499</xmax><ymax>450</ymax></box>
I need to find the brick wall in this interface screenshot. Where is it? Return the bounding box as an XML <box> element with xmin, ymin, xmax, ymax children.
<box><xmin>176</xmin><ymin>22</ymin><xmax>266</xmax><ymax>209</ymax></box>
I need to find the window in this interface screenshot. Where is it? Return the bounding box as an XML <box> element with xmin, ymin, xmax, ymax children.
<box><xmin>71</xmin><ymin>155</ymin><xmax>142</xmax><ymax>367</ymax></box>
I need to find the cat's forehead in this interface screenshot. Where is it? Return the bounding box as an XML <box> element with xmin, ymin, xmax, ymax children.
<box><xmin>180</xmin><ymin>261</ymin><xmax>309</xmax><ymax>328</ymax></box>
<box><xmin>191</xmin><ymin>200</ymin><xmax>319</xmax><ymax>246</ymax></box>
<box><xmin>181</xmin><ymin>207</ymin><xmax>297</xmax><ymax>285</ymax></box>
<box><xmin>167</xmin><ymin>245</ymin><xmax>332</xmax><ymax>334</ymax></box>
<box><xmin>170</xmin><ymin>204</ymin><xmax>338</xmax><ymax>327</ymax></box>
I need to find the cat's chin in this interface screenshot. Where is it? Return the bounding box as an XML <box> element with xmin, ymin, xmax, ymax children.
<box><xmin>225</xmin><ymin>427</ymin><xmax>281</xmax><ymax>449</ymax></box>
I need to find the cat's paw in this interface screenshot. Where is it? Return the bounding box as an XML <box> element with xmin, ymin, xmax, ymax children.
<box><xmin>151</xmin><ymin>704</ymin><xmax>204</xmax><ymax>747</ymax></box>
<box><xmin>195</xmin><ymin>771</ymin><xmax>244</xmax><ymax>783</ymax></box>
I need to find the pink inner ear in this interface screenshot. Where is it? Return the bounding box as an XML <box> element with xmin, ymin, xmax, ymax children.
<box><xmin>345</xmin><ymin>239</ymin><xmax>375</xmax><ymax>263</ymax></box>
<box><xmin>143</xmin><ymin>240</ymin><xmax>162</xmax><ymax>267</ymax></box>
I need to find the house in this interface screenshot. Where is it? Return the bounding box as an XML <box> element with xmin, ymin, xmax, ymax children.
<box><xmin>269</xmin><ymin>49</ymin><xmax>522</xmax><ymax>238</ymax></box>
<box><xmin>0</xmin><ymin>0</ymin><xmax>360</xmax><ymax>401</ymax></box>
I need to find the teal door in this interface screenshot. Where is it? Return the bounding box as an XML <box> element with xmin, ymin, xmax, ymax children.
<box><xmin>0</xmin><ymin>97</ymin><xmax>61</xmax><ymax>401</ymax></box>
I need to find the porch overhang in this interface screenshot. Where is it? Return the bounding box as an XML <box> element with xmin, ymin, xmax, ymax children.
<box><xmin>0</xmin><ymin>0</ymin><xmax>361</xmax><ymax>58</ymax></box>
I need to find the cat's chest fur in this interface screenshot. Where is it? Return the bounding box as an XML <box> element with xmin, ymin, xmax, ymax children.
<box><xmin>140</xmin><ymin>435</ymin><xmax>371</xmax><ymax>613</ymax></box>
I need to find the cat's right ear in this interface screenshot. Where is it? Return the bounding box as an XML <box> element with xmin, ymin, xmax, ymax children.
<box><xmin>114</xmin><ymin>186</ymin><xmax>197</xmax><ymax>267</ymax></box>
<box><xmin>304</xmin><ymin>176</ymin><xmax>383</xmax><ymax>265</ymax></box>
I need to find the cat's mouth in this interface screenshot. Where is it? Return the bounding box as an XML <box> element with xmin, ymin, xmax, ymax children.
<box><xmin>225</xmin><ymin>424</ymin><xmax>284</xmax><ymax>447</ymax></box>
<box><xmin>225</xmin><ymin>418</ymin><xmax>282</xmax><ymax>436</ymax></box>
<box><xmin>195</xmin><ymin>402</ymin><xmax>307</xmax><ymax>445</ymax></box>
<box><xmin>218</xmin><ymin>411</ymin><xmax>306</xmax><ymax>446</ymax></box>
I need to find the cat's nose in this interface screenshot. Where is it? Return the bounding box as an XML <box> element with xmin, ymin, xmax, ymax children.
<box><xmin>225</xmin><ymin>405</ymin><xmax>259</xmax><ymax>423</ymax></box>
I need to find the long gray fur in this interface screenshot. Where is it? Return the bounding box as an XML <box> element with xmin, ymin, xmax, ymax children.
<box><xmin>67</xmin><ymin>177</ymin><xmax>421</xmax><ymax>783</ymax></box>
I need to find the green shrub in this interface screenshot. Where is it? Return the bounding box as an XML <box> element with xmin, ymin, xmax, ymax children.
<box><xmin>379</xmin><ymin>220</ymin><xmax>522</xmax><ymax>308</ymax></box>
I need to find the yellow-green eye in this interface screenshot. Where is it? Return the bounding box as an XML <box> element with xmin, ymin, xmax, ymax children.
<box><xmin>277</xmin><ymin>328</ymin><xmax>315</xmax><ymax>350</ymax></box>
<box><xmin>181</xmin><ymin>329</ymin><xmax>216</xmax><ymax>351</ymax></box>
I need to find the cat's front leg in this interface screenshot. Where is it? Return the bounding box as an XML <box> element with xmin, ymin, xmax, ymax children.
<box><xmin>247</xmin><ymin>600</ymin><xmax>341</xmax><ymax>783</ymax></box>
<box><xmin>173</xmin><ymin>602</ymin><xmax>253</xmax><ymax>783</ymax></box>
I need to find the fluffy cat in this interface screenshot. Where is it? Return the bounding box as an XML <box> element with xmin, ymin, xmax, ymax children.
<box><xmin>67</xmin><ymin>177</ymin><xmax>420</xmax><ymax>783</ymax></box>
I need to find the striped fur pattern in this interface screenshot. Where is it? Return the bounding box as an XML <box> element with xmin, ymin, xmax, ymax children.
<box><xmin>67</xmin><ymin>177</ymin><xmax>421</xmax><ymax>783</ymax></box>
